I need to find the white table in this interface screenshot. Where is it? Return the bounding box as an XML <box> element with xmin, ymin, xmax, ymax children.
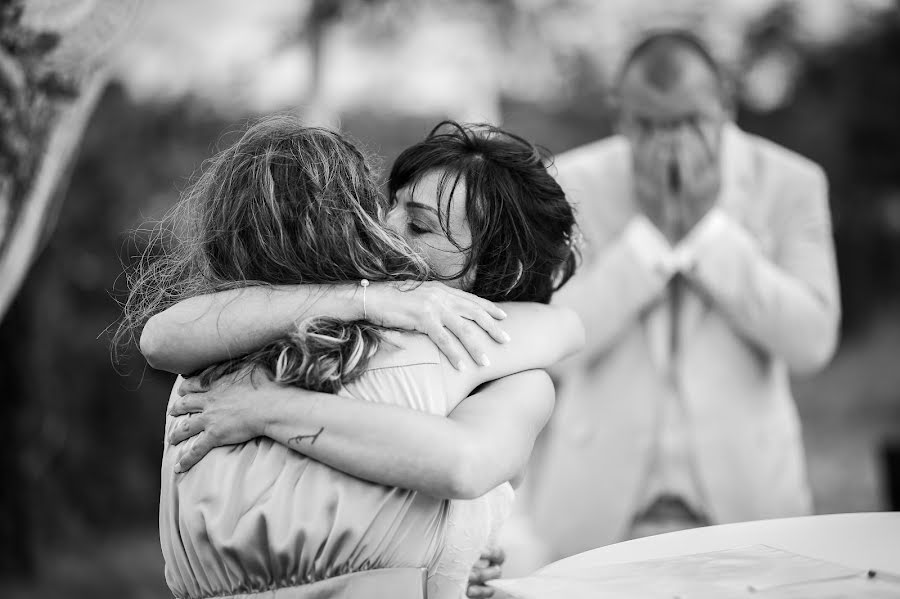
<box><xmin>491</xmin><ymin>512</ymin><xmax>900</xmax><ymax>597</ymax></box>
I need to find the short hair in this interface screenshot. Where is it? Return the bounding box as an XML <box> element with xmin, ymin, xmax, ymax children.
<box><xmin>388</xmin><ymin>121</ymin><xmax>579</xmax><ymax>304</ymax></box>
<box><xmin>616</xmin><ymin>29</ymin><xmax>724</xmax><ymax>93</ymax></box>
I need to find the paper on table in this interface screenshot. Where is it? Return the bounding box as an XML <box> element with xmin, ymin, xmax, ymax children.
<box><xmin>490</xmin><ymin>545</ymin><xmax>899</xmax><ymax>599</ymax></box>
<box><xmin>754</xmin><ymin>574</ymin><xmax>900</xmax><ymax>598</ymax></box>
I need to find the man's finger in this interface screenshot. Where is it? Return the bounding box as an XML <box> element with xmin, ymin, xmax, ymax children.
<box><xmin>175</xmin><ymin>433</ymin><xmax>213</xmax><ymax>472</ymax></box>
<box><xmin>178</xmin><ymin>377</ymin><xmax>208</xmax><ymax>396</ymax></box>
<box><xmin>469</xmin><ymin>565</ymin><xmax>502</xmax><ymax>584</ymax></box>
<box><xmin>168</xmin><ymin>414</ymin><xmax>205</xmax><ymax>446</ymax></box>
<box><xmin>169</xmin><ymin>393</ymin><xmax>206</xmax><ymax>417</ymax></box>
<box><xmin>466</xmin><ymin>584</ymin><xmax>495</xmax><ymax>599</ymax></box>
<box><xmin>481</xmin><ymin>546</ymin><xmax>506</xmax><ymax>566</ymax></box>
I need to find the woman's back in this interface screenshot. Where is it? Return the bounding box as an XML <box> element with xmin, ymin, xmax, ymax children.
<box><xmin>159</xmin><ymin>331</ymin><xmax>511</xmax><ymax>599</ymax></box>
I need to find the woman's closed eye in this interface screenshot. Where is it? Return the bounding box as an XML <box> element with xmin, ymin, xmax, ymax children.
<box><xmin>407</xmin><ymin>219</ymin><xmax>433</xmax><ymax>235</ymax></box>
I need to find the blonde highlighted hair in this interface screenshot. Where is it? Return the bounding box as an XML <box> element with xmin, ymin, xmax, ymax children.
<box><xmin>197</xmin><ymin>318</ymin><xmax>382</xmax><ymax>393</ymax></box>
<box><xmin>114</xmin><ymin>114</ymin><xmax>428</xmax><ymax>391</ymax></box>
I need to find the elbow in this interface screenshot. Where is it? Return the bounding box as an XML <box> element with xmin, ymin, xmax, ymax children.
<box><xmin>570</xmin><ymin>311</ymin><xmax>587</xmax><ymax>356</ymax></box>
<box><xmin>443</xmin><ymin>443</ymin><xmax>493</xmax><ymax>500</ymax></box>
<box><xmin>557</xmin><ymin>306</ymin><xmax>586</xmax><ymax>360</ymax></box>
<box><xmin>787</xmin><ymin>309</ymin><xmax>840</xmax><ymax>376</ymax></box>
<box><xmin>139</xmin><ymin>315</ymin><xmax>174</xmax><ymax>372</ymax></box>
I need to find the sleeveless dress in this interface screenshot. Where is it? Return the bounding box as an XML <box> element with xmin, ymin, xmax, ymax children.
<box><xmin>159</xmin><ymin>331</ymin><xmax>514</xmax><ymax>599</ymax></box>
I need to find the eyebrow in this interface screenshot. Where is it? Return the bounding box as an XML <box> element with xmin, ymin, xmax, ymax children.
<box><xmin>406</xmin><ymin>201</ymin><xmax>440</xmax><ymax>218</ymax></box>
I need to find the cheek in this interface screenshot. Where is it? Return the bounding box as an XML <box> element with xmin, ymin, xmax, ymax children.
<box><xmin>418</xmin><ymin>238</ymin><xmax>472</xmax><ymax>284</ymax></box>
<box><xmin>419</xmin><ymin>243</ymin><xmax>461</xmax><ymax>276</ymax></box>
<box><xmin>385</xmin><ymin>208</ymin><xmax>405</xmax><ymax>236</ymax></box>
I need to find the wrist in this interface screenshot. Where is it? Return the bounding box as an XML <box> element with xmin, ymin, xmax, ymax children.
<box><xmin>364</xmin><ymin>281</ymin><xmax>393</xmax><ymax>325</ymax></box>
<box><xmin>347</xmin><ymin>280</ymin><xmax>381</xmax><ymax>323</ymax></box>
<box><xmin>345</xmin><ymin>282</ymin><xmax>366</xmax><ymax>321</ymax></box>
<box><xmin>257</xmin><ymin>384</ymin><xmax>287</xmax><ymax>439</ymax></box>
<box><xmin>319</xmin><ymin>283</ymin><xmax>364</xmax><ymax>322</ymax></box>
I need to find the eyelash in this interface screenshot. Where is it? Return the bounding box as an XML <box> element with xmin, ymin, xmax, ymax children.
<box><xmin>407</xmin><ymin>221</ymin><xmax>430</xmax><ymax>235</ymax></box>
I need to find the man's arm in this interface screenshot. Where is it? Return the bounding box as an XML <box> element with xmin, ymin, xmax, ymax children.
<box><xmin>553</xmin><ymin>215</ymin><xmax>674</xmax><ymax>356</ymax></box>
<box><xmin>552</xmin><ymin>140</ymin><xmax>675</xmax><ymax>360</ymax></box>
<box><xmin>168</xmin><ymin>370</ymin><xmax>555</xmax><ymax>500</ymax></box>
<box><xmin>678</xmin><ymin>168</ymin><xmax>840</xmax><ymax>374</ymax></box>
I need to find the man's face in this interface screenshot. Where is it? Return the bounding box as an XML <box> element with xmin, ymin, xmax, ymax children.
<box><xmin>616</xmin><ymin>58</ymin><xmax>727</xmax><ymax>200</ymax></box>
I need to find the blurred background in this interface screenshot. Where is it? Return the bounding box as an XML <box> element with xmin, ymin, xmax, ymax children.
<box><xmin>1</xmin><ymin>0</ymin><xmax>899</xmax><ymax>596</ymax></box>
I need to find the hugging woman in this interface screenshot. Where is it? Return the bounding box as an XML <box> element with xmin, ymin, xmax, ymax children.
<box><xmin>118</xmin><ymin>116</ymin><xmax>582</xmax><ymax>599</ymax></box>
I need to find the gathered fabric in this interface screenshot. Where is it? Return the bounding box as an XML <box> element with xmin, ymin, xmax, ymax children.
<box><xmin>160</xmin><ymin>331</ymin><xmax>512</xmax><ymax>599</ymax></box>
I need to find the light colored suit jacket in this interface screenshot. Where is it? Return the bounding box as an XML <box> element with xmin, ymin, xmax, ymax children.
<box><xmin>523</xmin><ymin>124</ymin><xmax>840</xmax><ymax>560</ymax></box>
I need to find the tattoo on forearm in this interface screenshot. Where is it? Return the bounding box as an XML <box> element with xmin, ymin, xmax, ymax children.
<box><xmin>288</xmin><ymin>427</ymin><xmax>325</xmax><ymax>447</ymax></box>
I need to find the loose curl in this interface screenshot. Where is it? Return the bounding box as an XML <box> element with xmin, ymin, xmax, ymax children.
<box><xmin>196</xmin><ymin>318</ymin><xmax>382</xmax><ymax>394</ymax></box>
<box><xmin>113</xmin><ymin>115</ymin><xmax>429</xmax><ymax>391</ymax></box>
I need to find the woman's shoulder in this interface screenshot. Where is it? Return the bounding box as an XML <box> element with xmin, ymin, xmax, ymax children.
<box><xmin>347</xmin><ymin>330</ymin><xmax>450</xmax><ymax>414</ymax></box>
<box><xmin>365</xmin><ymin>330</ymin><xmax>443</xmax><ymax>372</ymax></box>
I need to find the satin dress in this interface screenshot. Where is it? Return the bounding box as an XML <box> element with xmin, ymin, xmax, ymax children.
<box><xmin>159</xmin><ymin>331</ymin><xmax>513</xmax><ymax>599</ymax></box>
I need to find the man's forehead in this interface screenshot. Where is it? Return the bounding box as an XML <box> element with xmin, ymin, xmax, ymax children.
<box><xmin>618</xmin><ymin>58</ymin><xmax>722</xmax><ymax>121</ymax></box>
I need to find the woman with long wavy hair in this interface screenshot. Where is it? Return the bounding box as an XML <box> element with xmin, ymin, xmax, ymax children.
<box><xmin>119</xmin><ymin>115</ymin><xmax>582</xmax><ymax>599</ymax></box>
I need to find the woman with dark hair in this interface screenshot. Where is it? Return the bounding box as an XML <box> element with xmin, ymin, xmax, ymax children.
<box><xmin>385</xmin><ymin>121</ymin><xmax>577</xmax><ymax>303</ymax></box>
<box><xmin>133</xmin><ymin>118</ymin><xmax>581</xmax><ymax>598</ymax></box>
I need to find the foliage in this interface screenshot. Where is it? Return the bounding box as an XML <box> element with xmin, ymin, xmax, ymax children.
<box><xmin>739</xmin><ymin>12</ymin><xmax>900</xmax><ymax>332</ymax></box>
<box><xmin>0</xmin><ymin>0</ymin><xmax>78</xmax><ymax>224</ymax></box>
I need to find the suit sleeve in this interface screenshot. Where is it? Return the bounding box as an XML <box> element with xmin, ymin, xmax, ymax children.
<box><xmin>679</xmin><ymin>168</ymin><xmax>840</xmax><ymax>374</ymax></box>
<box><xmin>553</xmin><ymin>147</ymin><xmax>675</xmax><ymax>355</ymax></box>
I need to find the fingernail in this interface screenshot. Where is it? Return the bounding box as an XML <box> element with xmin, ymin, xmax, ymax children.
<box><xmin>457</xmin><ymin>360</ymin><xmax>467</xmax><ymax>371</ymax></box>
<box><xmin>500</xmin><ymin>331</ymin><xmax>511</xmax><ymax>343</ymax></box>
<box><xmin>498</xmin><ymin>310</ymin><xmax>507</xmax><ymax>319</ymax></box>
<box><xmin>174</xmin><ymin>463</ymin><xmax>183</xmax><ymax>473</ymax></box>
<box><xmin>480</xmin><ymin>354</ymin><xmax>491</xmax><ymax>367</ymax></box>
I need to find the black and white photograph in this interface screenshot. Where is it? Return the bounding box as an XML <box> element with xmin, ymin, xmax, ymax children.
<box><xmin>1</xmin><ymin>0</ymin><xmax>899</xmax><ymax>597</ymax></box>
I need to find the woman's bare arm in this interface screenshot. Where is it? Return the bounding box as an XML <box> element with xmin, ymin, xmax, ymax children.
<box><xmin>169</xmin><ymin>370</ymin><xmax>555</xmax><ymax>500</ymax></box>
<box><xmin>140</xmin><ymin>282</ymin><xmax>508</xmax><ymax>374</ymax></box>
<box><xmin>167</xmin><ymin>302</ymin><xmax>581</xmax><ymax>495</ymax></box>
<box><xmin>141</xmin><ymin>285</ymin><xmax>355</xmax><ymax>374</ymax></box>
<box><xmin>441</xmin><ymin>302</ymin><xmax>584</xmax><ymax>400</ymax></box>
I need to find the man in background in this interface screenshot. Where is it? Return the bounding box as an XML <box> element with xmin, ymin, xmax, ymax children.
<box><xmin>516</xmin><ymin>29</ymin><xmax>840</xmax><ymax>564</ymax></box>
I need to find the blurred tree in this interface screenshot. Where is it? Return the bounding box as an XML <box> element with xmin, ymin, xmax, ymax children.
<box><xmin>0</xmin><ymin>0</ymin><xmax>139</xmax><ymax>575</ymax></box>
<box><xmin>738</xmin><ymin>1</ymin><xmax>900</xmax><ymax>334</ymax></box>
<box><xmin>0</xmin><ymin>83</ymin><xmax>230</xmax><ymax>580</ymax></box>
<box><xmin>0</xmin><ymin>0</ymin><xmax>115</xmax><ymax>322</ymax></box>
